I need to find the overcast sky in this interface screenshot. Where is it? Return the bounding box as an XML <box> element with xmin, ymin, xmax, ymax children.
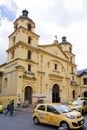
<box><xmin>0</xmin><ymin>0</ymin><xmax>87</xmax><ymax>70</ymax></box>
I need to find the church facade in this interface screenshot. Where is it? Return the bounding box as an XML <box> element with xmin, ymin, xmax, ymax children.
<box><xmin>0</xmin><ymin>10</ymin><xmax>80</xmax><ymax>107</ymax></box>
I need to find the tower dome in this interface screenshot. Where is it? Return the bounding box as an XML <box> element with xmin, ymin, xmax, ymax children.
<box><xmin>22</xmin><ymin>9</ymin><xmax>28</xmax><ymax>17</ymax></box>
<box><xmin>14</xmin><ymin>9</ymin><xmax>35</xmax><ymax>28</ymax></box>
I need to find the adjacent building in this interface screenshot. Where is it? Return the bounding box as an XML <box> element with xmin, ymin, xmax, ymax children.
<box><xmin>0</xmin><ymin>10</ymin><xmax>79</xmax><ymax>107</ymax></box>
<box><xmin>77</xmin><ymin>69</ymin><xmax>87</xmax><ymax>97</ymax></box>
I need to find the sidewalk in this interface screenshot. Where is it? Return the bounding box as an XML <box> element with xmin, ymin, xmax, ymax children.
<box><xmin>15</xmin><ymin>104</ymin><xmax>34</xmax><ymax>112</ymax></box>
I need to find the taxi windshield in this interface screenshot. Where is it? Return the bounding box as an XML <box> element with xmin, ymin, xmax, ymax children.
<box><xmin>55</xmin><ymin>104</ymin><xmax>72</xmax><ymax>113</ymax></box>
<box><xmin>72</xmin><ymin>100</ymin><xmax>83</xmax><ymax>106</ymax></box>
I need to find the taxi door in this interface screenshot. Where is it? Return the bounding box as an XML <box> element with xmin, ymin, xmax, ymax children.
<box><xmin>36</xmin><ymin>105</ymin><xmax>47</xmax><ymax>124</ymax></box>
<box><xmin>43</xmin><ymin>105</ymin><xmax>61</xmax><ymax>126</ymax></box>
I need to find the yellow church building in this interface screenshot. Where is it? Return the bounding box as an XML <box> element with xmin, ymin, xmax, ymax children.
<box><xmin>0</xmin><ymin>9</ymin><xmax>80</xmax><ymax>107</ymax></box>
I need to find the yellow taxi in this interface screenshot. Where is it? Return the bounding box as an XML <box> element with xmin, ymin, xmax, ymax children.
<box><xmin>0</xmin><ymin>102</ymin><xmax>3</xmax><ymax>113</ymax></box>
<box><xmin>76</xmin><ymin>97</ymin><xmax>87</xmax><ymax>101</ymax></box>
<box><xmin>68</xmin><ymin>100</ymin><xmax>87</xmax><ymax>115</ymax></box>
<box><xmin>32</xmin><ymin>103</ymin><xmax>85</xmax><ymax>130</ymax></box>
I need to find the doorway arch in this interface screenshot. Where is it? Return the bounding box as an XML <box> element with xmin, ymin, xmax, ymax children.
<box><xmin>52</xmin><ymin>84</ymin><xmax>60</xmax><ymax>103</ymax></box>
<box><xmin>24</xmin><ymin>86</ymin><xmax>32</xmax><ymax>104</ymax></box>
<box><xmin>83</xmin><ymin>91</ymin><xmax>87</xmax><ymax>97</ymax></box>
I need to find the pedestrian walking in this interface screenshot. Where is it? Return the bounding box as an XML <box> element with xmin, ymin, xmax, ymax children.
<box><xmin>17</xmin><ymin>98</ymin><xmax>21</xmax><ymax>108</ymax></box>
<box><xmin>5</xmin><ymin>99</ymin><xmax>14</xmax><ymax>116</ymax></box>
<box><xmin>11</xmin><ymin>99</ymin><xmax>14</xmax><ymax>114</ymax></box>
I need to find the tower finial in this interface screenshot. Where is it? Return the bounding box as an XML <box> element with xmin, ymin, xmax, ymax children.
<box><xmin>22</xmin><ymin>9</ymin><xmax>28</xmax><ymax>17</ymax></box>
<box><xmin>55</xmin><ymin>35</ymin><xmax>58</xmax><ymax>40</ymax></box>
<box><xmin>62</xmin><ymin>36</ymin><xmax>66</xmax><ymax>42</ymax></box>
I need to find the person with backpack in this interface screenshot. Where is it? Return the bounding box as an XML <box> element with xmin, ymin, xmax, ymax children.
<box><xmin>11</xmin><ymin>99</ymin><xmax>14</xmax><ymax>113</ymax></box>
<box><xmin>4</xmin><ymin>99</ymin><xmax>14</xmax><ymax>116</ymax></box>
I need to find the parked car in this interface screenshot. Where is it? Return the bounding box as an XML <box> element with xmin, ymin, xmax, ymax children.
<box><xmin>32</xmin><ymin>103</ymin><xmax>84</xmax><ymax>130</ymax></box>
<box><xmin>0</xmin><ymin>102</ymin><xmax>3</xmax><ymax>113</ymax></box>
<box><xmin>77</xmin><ymin>97</ymin><xmax>87</xmax><ymax>101</ymax></box>
<box><xmin>68</xmin><ymin>100</ymin><xmax>87</xmax><ymax>115</ymax></box>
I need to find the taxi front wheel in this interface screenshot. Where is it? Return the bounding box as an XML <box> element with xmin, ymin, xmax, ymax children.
<box><xmin>60</xmin><ymin>121</ymin><xmax>69</xmax><ymax>130</ymax></box>
<box><xmin>33</xmin><ymin>117</ymin><xmax>39</xmax><ymax>125</ymax></box>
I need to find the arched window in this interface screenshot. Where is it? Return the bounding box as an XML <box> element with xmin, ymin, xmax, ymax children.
<box><xmin>27</xmin><ymin>24</ymin><xmax>31</xmax><ymax>31</ymax></box>
<box><xmin>28</xmin><ymin>36</ymin><xmax>31</xmax><ymax>44</ymax></box>
<box><xmin>70</xmin><ymin>57</ymin><xmax>72</xmax><ymax>63</ymax></box>
<box><xmin>71</xmin><ymin>67</ymin><xmax>73</xmax><ymax>73</ymax></box>
<box><xmin>69</xmin><ymin>47</ymin><xmax>72</xmax><ymax>52</ymax></box>
<box><xmin>27</xmin><ymin>50</ymin><xmax>31</xmax><ymax>59</ymax></box>
<box><xmin>13</xmin><ymin>36</ymin><xmax>15</xmax><ymax>44</ymax></box>
<box><xmin>55</xmin><ymin>64</ymin><xmax>57</xmax><ymax>70</ymax></box>
<box><xmin>11</xmin><ymin>50</ymin><xmax>14</xmax><ymax>59</ymax></box>
<box><xmin>15</xmin><ymin>24</ymin><xmax>18</xmax><ymax>30</ymax></box>
<box><xmin>28</xmin><ymin>64</ymin><xmax>31</xmax><ymax>71</ymax></box>
<box><xmin>72</xmin><ymin>90</ymin><xmax>75</xmax><ymax>99</ymax></box>
<box><xmin>4</xmin><ymin>78</ymin><xmax>7</xmax><ymax>88</ymax></box>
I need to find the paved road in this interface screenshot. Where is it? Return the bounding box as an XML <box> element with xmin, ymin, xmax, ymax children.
<box><xmin>0</xmin><ymin>109</ymin><xmax>87</xmax><ymax>130</ymax></box>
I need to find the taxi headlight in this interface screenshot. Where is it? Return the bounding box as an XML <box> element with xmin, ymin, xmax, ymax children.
<box><xmin>66</xmin><ymin>114</ymin><xmax>75</xmax><ymax>119</ymax></box>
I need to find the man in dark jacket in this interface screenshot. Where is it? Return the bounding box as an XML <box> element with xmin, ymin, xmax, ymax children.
<box><xmin>5</xmin><ymin>99</ymin><xmax>14</xmax><ymax>116</ymax></box>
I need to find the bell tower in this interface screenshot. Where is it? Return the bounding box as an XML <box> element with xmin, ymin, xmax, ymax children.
<box><xmin>7</xmin><ymin>9</ymin><xmax>39</xmax><ymax>63</ymax></box>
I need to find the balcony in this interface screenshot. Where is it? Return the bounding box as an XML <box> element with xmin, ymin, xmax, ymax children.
<box><xmin>70</xmin><ymin>80</ymin><xmax>77</xmax><ymax>86</ymax></box>
<box><xmin>23</xmin><ymin>71</ymin><xmax>36</xmax><ymax>80</ymax></box>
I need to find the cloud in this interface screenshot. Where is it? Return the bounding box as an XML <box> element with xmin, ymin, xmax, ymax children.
<box><xmin>0</xmin><ymin>17</ymin><xmax>13</xmax><ymax>64</ymax></box>
<box><xmin>0</xmin><ymin>0</ymin><xmax>17</xmax><ymax>22</ymax></box>
<box><xmin>0</xmin><ymin>0</ymin><xmax>17</xmax><ymax>12</ymax></box>
<box><xmin>0</xmin><ymin>5</ymin><xmax>16</xmax><ymax>21</ymax></box>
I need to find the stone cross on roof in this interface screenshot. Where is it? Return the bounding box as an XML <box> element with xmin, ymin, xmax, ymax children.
<box><xmin>55</xmin><ymin>35</ymin><xmax>58</xmax><ymax>40</ymax></box>
<box><xmin>54</xmin><ymin>35</ymin><xmax>58</xmax><ymax>43</ymax></box>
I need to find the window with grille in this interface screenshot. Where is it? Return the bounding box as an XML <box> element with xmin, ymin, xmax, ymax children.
<box><xmin>83</xmin><ymin>78</ymin><xmax>87</xmax><ymax>85</ymax></box>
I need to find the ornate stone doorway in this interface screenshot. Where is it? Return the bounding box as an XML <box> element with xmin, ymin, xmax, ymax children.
<box><xmin>52</xmin><ymin>84</ymin><xmax>60</xmax><ymax>103</ymax></box>
<box><xmin>24</xmin><ymin>86</ymin><xmax>32</xmax><ymax>104</ymax></box>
